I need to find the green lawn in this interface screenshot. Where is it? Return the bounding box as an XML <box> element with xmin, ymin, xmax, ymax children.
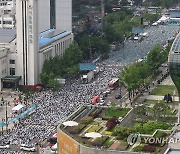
<box><xmin>103</xmin><ymin>131</ymin><xmax>113</xmax><ymax>136</ymax></box>
<box><xmin>90</xmin><ymin>121</ymin><xmax>99</xmax><ymax>125</ymax></box>
<box><xmin>104</xmin><ymin>108</ymin><xmax>130</xmax><ymax>119</ymax></box>
<box><xmin>151</xmin><ymin>85</ymin><xmax>177</xmax><ymax>96</ymax></box>
<box><xmin>86</xmin><ymin>125</ymin><xmax>102</xmax><ymax>133</ymax></box>
<box><xmin>103</xmin><ymin>139</ymin><xmax>114</xmax><ymax>148</ymax></box>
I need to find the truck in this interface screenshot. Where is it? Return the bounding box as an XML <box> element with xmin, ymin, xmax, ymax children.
<box><xmin>93</xmin><ymin>67</ymin><xmax>100</xmax><ymax>75</ymax></box>
<box><xmin>82</xmin><ymin>71</ymin><xmax>94</xmax><ymax>83</ymax></box>
<box><xmin>91</xmin><ymin>96</ymin><xmax>100</xmax><ymax>105</ymax></box>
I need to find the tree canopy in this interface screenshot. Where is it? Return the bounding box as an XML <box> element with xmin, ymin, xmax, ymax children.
<box><xmin>40</xmin><ymin>42</ymin><xmax>83</xmax><ymax>88</ymax></box>
<box><xmin>120</xmin><ymin>43</ymin><xmax>171</xmax><ymax>99</ymax></box>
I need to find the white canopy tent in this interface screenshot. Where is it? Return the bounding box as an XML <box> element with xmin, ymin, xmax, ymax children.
<box><xmin>82</xmin><ymin>75</ymin><xmax>88</xmax><ymax>79</ymax></box>
<box><xmin>62</xmin><ymin>121</ymin><xmax>78</xmax><ymax>127</ymax></box>
<box><xmin>152</xmin><ymin>22</ymin><xmax>158</xmax><ymax>26</ymax></box>
<box><xmin>12</xmin><ymin>104</ymin><xmax>24</xmax><ymax>111</ymax></box>
<box><xmin>85</xmin><ymin>132</ymin><xmax>102</xmax><ymax>138</ymax></box>
<box><xmin>159</xmin><ymin>16</ymin><xmax>169</xmax><ymax>22</ymax></box>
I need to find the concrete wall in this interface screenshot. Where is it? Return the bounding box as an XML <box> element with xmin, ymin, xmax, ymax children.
<box><xmin>79</xmin><ymin>145</ymin><xmax>138</xmax><ymax>154</ymax></box>
<box><xmin>119</xmin><ymin>108</ymin><xmax>134</xmax><ymax>127</ymax></box>
<box><xmin>0</xmin><ymin>48</ymin><xmax>8</xmax><ymax>91</ymax></box>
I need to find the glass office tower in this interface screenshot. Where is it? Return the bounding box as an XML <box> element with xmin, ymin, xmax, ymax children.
<box><xmin>168</xmin><ymin>32</ymin><xmax>180</xmax><ymax>123</ymax></box>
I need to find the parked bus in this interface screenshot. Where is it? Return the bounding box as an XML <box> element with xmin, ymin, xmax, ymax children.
<box><xmin>108</xmin><ymin>78</ymin><xmax>119</xmax><ymax>90</ymax></box>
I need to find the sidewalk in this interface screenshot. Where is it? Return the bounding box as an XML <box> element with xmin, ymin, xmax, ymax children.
<box><xmin>121</xmin><ymin>72</ymin><xmax>178</xmax><ymax>108</ymax></box>
<box><xmin>0</xmin><ymin>89</ymin><xmax>24</xmax><ymax>131</ymax></box>
<box><xmin>145</xmin><ymin>95</ymin><xmax>179</xmax><ymax>101</ymax></box>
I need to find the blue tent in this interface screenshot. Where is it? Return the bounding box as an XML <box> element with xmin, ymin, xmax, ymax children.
<box><xmin>80</xmin><ymin>63</ymin><xmax>96</xmax><ymax>71</ymax></box>
<box><xmin>0</xmin><ymin>122</ymin><xmax>5</xmax><ymax>127</ymax></box>
<box><xmin>132</xmin><ymin>27</ymin><xmax>144</xmax><ymax>34</ymax></box>
<box><xmin>7</xmin><ymin>104</ymin><xmax>37</xmax><ymax>125</ymax></box>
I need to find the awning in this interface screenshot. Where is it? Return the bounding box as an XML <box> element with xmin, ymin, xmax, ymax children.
<box><xmin>12</xmin><ymin>104</ymin><xmax>24</xmax><ymax>111</ymax></box>
<box><xmin>8</xmin><ymin>104</ymin><xmax>36</xmax><ymax>125</ymax></box>
<box><xmin>1</xmin><ymin>76</ymin><xmax>21</xmax><ymax>83</ymax></box>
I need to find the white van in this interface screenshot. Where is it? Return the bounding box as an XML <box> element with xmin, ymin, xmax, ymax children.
<box><xmin>51</xmin><ymin>143</ymin><xmax>57</xmax><ymax>151</ymax></box>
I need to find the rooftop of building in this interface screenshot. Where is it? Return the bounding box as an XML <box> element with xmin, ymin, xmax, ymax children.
<box><xmin>58</xmin><ymin>106</ymin><xmax>133</xmax><ymax>151</ymax></box>
<box><xmin>39</xmin><ymin>30</ymin><xmax>72</xmax><ymax>46</ymax></box>
<box><xmin>0</xmin><ymin>28</ymin><xmax>72</xmax><ymax>46</ymax></box>
<box><xmin>0</xmin><ymin>28</ymin><xmax>16</xmax><ymax>43</ymax></box>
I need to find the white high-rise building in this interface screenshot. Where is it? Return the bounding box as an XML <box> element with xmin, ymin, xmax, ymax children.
<box><xmin>0</xmin><ymin>0</ymin><xmax>73</xmax><ymax>90</ymax></box>
<box><xmin>0</xmin><ymin>0</ymin><xmax>16</xmax><ymax>29</ymax></box>
<box><xmin>16</xmin><ymin>0</ymin><xmax>39</xmax><ymax>86</ymax></box>
<box><xmin>38</xmin><ymin>0</ymin><xmax>50</xmax><ymax>33</ymax></box>
<box><xmin>37</xmin><ymin>0</ymin><xmax>72</xmax><ymax>33</ymax></box>
<box><xmin>56</xmin><ymin>0</ymin><xmax>72</xmax><ymax>32</ymax></box>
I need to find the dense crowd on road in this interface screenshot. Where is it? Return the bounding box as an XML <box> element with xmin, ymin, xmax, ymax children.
<box><xmin>0</xmin><ymin>150</ymin><xmax>25</xmax><ymax>154</ymax></box>
<box><xmin>0</xmin><ymin>25</ymin><xmax>179</xmax><ymax>152</ymax></box>
<box><xmin>105</xmin><ymin>25</ymin><xmax>179</xmax><ymax>66</ymax></box>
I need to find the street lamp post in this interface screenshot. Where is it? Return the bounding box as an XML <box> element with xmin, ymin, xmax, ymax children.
<box><xmin>5</xmin><ymin>100</ymin><xmax>8</xmax><ymax>132</ymax></box>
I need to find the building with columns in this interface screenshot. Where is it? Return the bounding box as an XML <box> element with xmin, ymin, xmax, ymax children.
<box><xmin>0</xmin><ymin>0</ymin><xmax>73</xmax><ymax>90</ymax></box>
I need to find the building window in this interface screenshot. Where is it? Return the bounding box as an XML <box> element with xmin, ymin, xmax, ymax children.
<box><xmin>10</xmin><ymin>68</ymin><xmax>15</xmax><ymax>75</ymax></box>
<box><xmin>3</xmin><ymin>21</ymin><xmax>12</xmax><ymax>24</ymax></box>
<box><xmin>50</xmin><ymin>0</ymin><xmax>56</xmax><ymax>29</ymax></box>
<box><xmin>9</xmin><ymin>59</ymin><xmax>15</xmax><ymax>64</ymax></box>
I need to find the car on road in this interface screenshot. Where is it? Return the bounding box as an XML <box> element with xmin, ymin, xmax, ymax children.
<box><xmin>20</xmin><ymin>145</ymin><xmax>36</xmax><ymax>152</ymax></box>
<box><xmin>105</xmin><ymin>89</ymin><xmax>111</xmax><ymax>94</ymax></box>
<box><xmin>0</xmin><ymin>145</ymin><xmax>10</xmax><ymax>149</ymax></box>
<box><xmin>99</xmin><ymin>100</ymin><xmax>105</xmax><ymax>105</ymax></box>
<box><xmin>51</xmin><ymin>143</ymin><xmax>57</xmax><ymax>151</ymax></box>
<box><xmin>115</xmin><ymin>93</ymin><xmax>122</xmax><ymax>99</ymax></box>
<box><xmin>102</xmin><ymin>92</ymin><xmax>108</xmax><ymax>97</ymax></box>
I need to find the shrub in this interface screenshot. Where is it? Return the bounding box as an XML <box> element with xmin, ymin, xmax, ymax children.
<box><xmin>92</xmin><ymin>136</ymin><xmax>109</xmax><ymax>146</ymax></box>
<box><xmin>106</xmin><ymin>117</ymin><xmax>118</xmax><ymax>130</ymax></box>
<box><xmin>154</xmin><ymin>131</ymin><xmax>166</xmax><ymax>138</ymax></box>
<box><xmin>133</xmin><ymin>145</ymin><xmax>144</xmax><ymax>152</ymax></box>
<box><xmin>70</xmin><ymin>124</ymin><xmax>86</xmax><ymax>134</ymax></box>
<box><xmin>142</xmin><ymin>145</ymin><xmax>156</xmax><ymax>152</ymax></box>
<box><xmin>90</xmin><ymin>109</ymin><xmax>99</xmax><ymax>118</ymax></box>
<box><xmin>90</xmin><ymin>108</ymin><xmax>102</xmax><ymax>118</ymax></box>
<box><xmin>113</xmin><ymin>126</ymin><xmax>133</xmax><ymax>137</ymax></box>
<box><xmin>117</xmin><ymin>135</ymin><xmax>126</xmax><ymax>140</ymax></box>
<box><xmin>80</xmin><ymin>116</ymin><xmax>93</xmax><ymax>124</ymax></box>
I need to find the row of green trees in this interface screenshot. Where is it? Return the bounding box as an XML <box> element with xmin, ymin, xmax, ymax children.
<box><xmin>103</xmin><ymin>9</ymin><xmax>158</xmax><ymax>44</ymax></box>
<box><xmin>75</xmin><ymin>34</ymin><xmax>110</xmax><ymax>60</ymax></box>
<box><xmin>104</xmin><ymin>9</ymin><xmax>134</xmax><ymax>43</ymax></box>
<box><xmin>120</xmin><ymin>44</ymin><xmax>171</xmax><ymax>99</ymax></box>
<box><xmin>40</xmin><ymin>42</ymin><xmax>83</xmax><ymax>89</ymax></box>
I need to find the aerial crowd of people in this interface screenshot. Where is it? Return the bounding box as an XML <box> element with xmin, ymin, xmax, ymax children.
<box><xmin>0</xmin><ymin>24</ymin><xmax>179</xmax><ymax>153</ymax></box>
